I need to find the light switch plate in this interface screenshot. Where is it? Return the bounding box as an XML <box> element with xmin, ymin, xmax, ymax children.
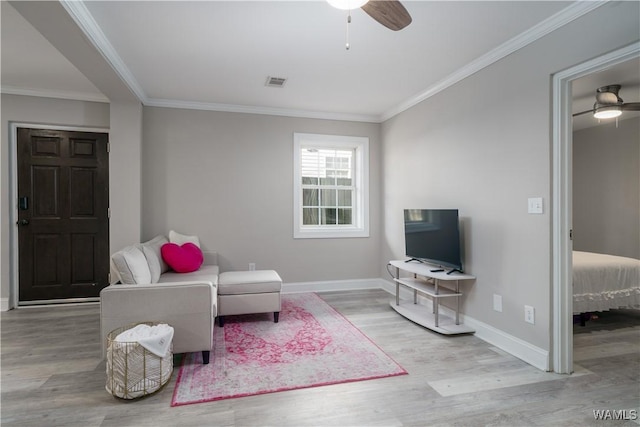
<box><xmin>528</xmin><ymin>197</ymin><xmax>543</xmax><ymax>214</ymax></box>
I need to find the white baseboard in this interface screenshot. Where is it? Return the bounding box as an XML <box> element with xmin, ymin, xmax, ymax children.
<box><xmin>283</xmin><ymin>278</ymin><xmax>386</xmax><ymax>294</ymax></box>
<box><xmin>1</xmin><ymin>298</ymin><xmax>9</xmax><ymax>312</ymax></box>
<box><xmin>464</xmin><ymin>316</ymin><xmax>550</xmax><ymax>371</ymax></box>
<box><xmin>294</xmin><ymin>277</ymin><xmax>550</xmax><ymax>371</ymax></box>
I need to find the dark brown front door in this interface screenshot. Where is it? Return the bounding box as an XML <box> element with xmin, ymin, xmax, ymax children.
<box><xmin>17</xmin><ymin>128</ymin><xmax>110</xmax><ymax>302</ymax></box>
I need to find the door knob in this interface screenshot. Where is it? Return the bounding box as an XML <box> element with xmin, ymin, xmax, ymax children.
<box><xmin>18</xmin><ymin>219</ymin><xmax>29</xmax><ymax>226</ymax></box>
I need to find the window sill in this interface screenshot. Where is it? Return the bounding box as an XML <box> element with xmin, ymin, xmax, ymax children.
<box><xmin>294</xmin><ymin>227</ymin><xmax>369</xmax><ymax>239</ymax></box>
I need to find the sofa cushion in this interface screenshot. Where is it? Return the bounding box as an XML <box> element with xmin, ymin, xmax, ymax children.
<box><xmin>157</xmin><ymin>264</ymin><xmax>219</xmax><ymax>285</ymax></box>
<box><xmin>111</xmin><ymin>246</ymin><xmax>152</xmax><ymax>284</ymax></box>
<box><xmin>169</xmin><ymin>230</ymin><xmax>200</xmax><ymax>248</ymax></box>
<box><xmin>161</xmin><ymin>243</ymin><xmax>204</xmax><ymax>273</ymax></box>
<box><xmin>218</xmin><ymin>270</ymin><xmax>282</xmax><ymax>295</ymax></box>
<box><xmin>140</xmin><ymin>235</ymin><xmax>170</xmax><ymax>282</ymax></box>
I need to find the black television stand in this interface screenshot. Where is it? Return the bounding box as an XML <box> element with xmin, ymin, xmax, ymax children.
<box><xmin>405</xmin><ymin>258</ymin><xmax>424</xmax><ymax>263</ymax></box>
<box><xmin>446</xmin><ymin>268</ymin><xmax>463</xmax><ymax>275</ymax></box>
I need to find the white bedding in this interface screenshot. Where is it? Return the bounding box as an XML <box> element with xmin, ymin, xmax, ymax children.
<box><xmin>573</xmin><ymin>251</ymin><xmax>640</xmax><ymax>314</ymax></box>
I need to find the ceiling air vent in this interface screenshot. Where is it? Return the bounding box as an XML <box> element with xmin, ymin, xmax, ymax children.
<box><xmin>265</xmin><ymin>76</ymin><xmax>287</xmax><ymax>88</ymax></box>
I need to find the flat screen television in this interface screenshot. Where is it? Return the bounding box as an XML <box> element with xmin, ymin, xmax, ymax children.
<box><xmin>404</xmin><ymin>209</ymin><xmax>463</xmax><ymax>273</ymax></box>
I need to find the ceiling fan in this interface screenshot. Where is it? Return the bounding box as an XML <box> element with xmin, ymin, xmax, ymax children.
<box><xmin>327</xmin><ymin>0</ymin><xmax>412</xmax><ymax>31</ymax></box>
<box><xmin>573</xmin><ymin>84</ymin><xmax>640</xmax><ymax>119</ymax></box>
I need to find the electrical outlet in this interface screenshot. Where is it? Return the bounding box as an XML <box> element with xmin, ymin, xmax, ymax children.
<box><xmin>525</xmin><ymin>305</ymin><xmax>535</xmax><ymax>324</ymax></box>
<box><xmin>493</xmin><ymin>294</ymin><xmax>503</xmax><ymax>312</ymax></box>
<box><xmin>248</xmin><ymin>263</ymin><xmax>256</xmax><ymax>271</ymax></box>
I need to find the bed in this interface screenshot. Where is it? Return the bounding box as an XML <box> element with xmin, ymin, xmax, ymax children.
<box><xmin>573</xmin><ymin>251</ymin><xmax>640</xmax><ymax>315</ymax></box>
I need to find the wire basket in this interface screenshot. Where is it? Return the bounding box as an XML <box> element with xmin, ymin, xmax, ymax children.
<box><xmin>106</xmin><ymin>322</ymin><xmax>173</xmax><ymax>399</ymax></box>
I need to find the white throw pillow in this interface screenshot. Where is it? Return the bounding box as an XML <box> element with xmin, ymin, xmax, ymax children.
<box><xmin>142</xmin><ymin>246</ymin><xmax>162</xmax><ymax>283</ymax></box>
<box><xmin>169</xmin><ymin>230</ymin><xmax>200</xmax><ymax>248</ymax></box>
<box><xmin>140</xmin><ymin>235</ymin><xmax>170</xmax><ymax>280</ymax></box>
<box><xmin>111</xmin><ymin>246</ymin><xmax>152</xmax><ymax>284</ymax></box>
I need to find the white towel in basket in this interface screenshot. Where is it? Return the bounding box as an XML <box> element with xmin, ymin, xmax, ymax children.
<box><xmin>115</xmin><ymin>323</ymin><xmax>174</xmax><ymax>357</ymax></box>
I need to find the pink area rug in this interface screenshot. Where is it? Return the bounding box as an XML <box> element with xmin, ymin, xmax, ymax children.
<box><xmin>171</xmin><ymin>293</ymin><xmax>406</xmax><ymax>406</ymax></box>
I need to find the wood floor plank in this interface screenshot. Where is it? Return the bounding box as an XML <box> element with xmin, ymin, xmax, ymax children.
<box><xmin>1</xmin><ymin>289</ymin><xmax>639</xmax><ymax>426</ymax></box>
<box><xmin>428</xmin><ymin>365</ymin><xmax>591</xmax><ymax>397</ymax></box>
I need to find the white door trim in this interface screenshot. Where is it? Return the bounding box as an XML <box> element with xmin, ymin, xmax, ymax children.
<box><xmin>551</xmin><ymin>42</ymin><xmax>640</xmax><ymax>373</ymax></box>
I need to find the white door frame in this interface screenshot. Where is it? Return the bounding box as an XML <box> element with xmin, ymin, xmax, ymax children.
<box><xmin>551</xmin><ymin>42</ymin><xmax>640</xmax><ymax>374</ymax></box>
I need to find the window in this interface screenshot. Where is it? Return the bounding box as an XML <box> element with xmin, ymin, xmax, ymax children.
<box><xmin>294</xmin><ymin>133</ymin><xmax>369</xmax><ymax>238</ymax></box>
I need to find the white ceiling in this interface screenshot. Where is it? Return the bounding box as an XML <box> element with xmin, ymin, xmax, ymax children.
<box><xmin>0</xmin><ymin>1</ymin><xmax>105</xmax><ymax>102</ymax></box>
<box><xmin>2</xmin><ymin>1</ymin><xmax>638</xmax><ymax>125</ymax></box>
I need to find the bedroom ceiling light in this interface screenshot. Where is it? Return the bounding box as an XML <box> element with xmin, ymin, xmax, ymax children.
<box><xmin>593</xmin><ymin>104</ymin><xmax>622</xmax><ymax>119</ymax></box>
<box><xmin>592</xmin><ymin>84</ymin><xmax>623</xmax><ymax>119</ymax></box>
<box><xmin>573</xmin><ymin>84</ymin><xmax>640</xmax><ymax>120</ymax></box>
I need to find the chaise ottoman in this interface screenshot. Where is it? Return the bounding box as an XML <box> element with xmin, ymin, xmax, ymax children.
<box><xmin>217</xmin><ymin>270</ymin><xmax>282</xmax><ymax>327</ymax></box>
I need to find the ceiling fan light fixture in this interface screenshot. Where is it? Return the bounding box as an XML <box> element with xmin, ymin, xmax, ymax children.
<box><xmin>593</xmin><ymin>104</ymin><xmax>622</xmax><ymax>119</ymax></box>
<box><xmin>327</xmin><ymin>0</ymin><xmax>369</xmax><ymax>10</ymax></box>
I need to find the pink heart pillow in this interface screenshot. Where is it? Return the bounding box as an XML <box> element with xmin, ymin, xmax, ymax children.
<box><xmin>161</xmin><ymin>243</ymin><xmax>203</xmax><ymax>273</ymax></box>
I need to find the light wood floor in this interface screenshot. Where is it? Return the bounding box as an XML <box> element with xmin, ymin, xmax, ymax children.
<box><xmin>1</xmin><ymin>289</ymin><xmax>638</xmax><ymax>426</ymax></box>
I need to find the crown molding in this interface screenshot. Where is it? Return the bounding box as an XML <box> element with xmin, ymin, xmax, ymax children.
<box><xmin>379</xmin><ymin>0</ymin><xmax>608</xmax><ymax>122</ymax></box>
<box><xmin>1</xmin><ymin>85</ymin><xmax>109</xmax><ymax>103</ymax></box>
<box><xmin>145</xmin><ymin>97</ymin><xmax>381</xmax><ymax>123</ymax></box>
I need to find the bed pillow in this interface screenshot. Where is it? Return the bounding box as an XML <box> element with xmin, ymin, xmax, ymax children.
<box><xmin>169</xmin><ymin>230</ymin><xmax>200</xmax><ymax>248</ymax></box>
<box><xmin>161</xmin><ymin>243</ymin><xmax>203</xmax><ymax>273</ymax></box>
<box><xmin>111</xmin><ymin>246</ymin><xmax>152</xmax><ymax>284</ymax></box>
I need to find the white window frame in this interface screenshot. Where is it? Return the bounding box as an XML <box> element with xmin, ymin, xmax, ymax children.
<box><xmin>293</xmin><ymin>133</ymin><xmax>369</xmax><ymax>239</ymax></box>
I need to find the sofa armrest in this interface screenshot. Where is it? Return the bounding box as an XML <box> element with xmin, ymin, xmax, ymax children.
<box><xmin>100</xmin><ymin>281</ymin><xmax>217</xmax><ymax>356</ymax></box>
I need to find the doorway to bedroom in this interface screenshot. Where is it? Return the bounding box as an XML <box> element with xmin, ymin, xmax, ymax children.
<box><xmin>552</xmin><ymin>42</ymin><xmax>640</xmax><ymax>374</ymax></box>
<box><xmin>570</xmin><ymin>56</ymin><xmax>640</xmax><ymax>371</ymax></box>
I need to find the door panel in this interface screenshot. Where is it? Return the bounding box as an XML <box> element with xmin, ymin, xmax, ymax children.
<box><xmin>70</xmin><ymin>168</ymin><xmax>96</xmax><ymax>216</ymax></box>
<box><xmin>18</xmin><ymin>128</ymin><xmax>109</xmax><ymax>302</ymax></box>
<box><xmin>33</xmin><ymin>233</ymin><xmax>63</xmax><ymax>287</ymax></box>
<box><xmin>71</xmin><ymin>233</ymin><xmax>97</xmax><ymax>283</ymax></box>
<box><xmin>32</xmin><ymin>166</ymin><xmax>60</xmax><ymax>217</ymax></box>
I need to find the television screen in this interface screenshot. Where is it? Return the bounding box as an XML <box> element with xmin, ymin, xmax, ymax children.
<box><xmin>404</xmin><ymin>209</ymin><xmax>462</xmax><ymax>271</ymax></box>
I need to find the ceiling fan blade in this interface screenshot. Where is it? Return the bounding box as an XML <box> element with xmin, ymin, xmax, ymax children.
<box><xmin>361</xmin><ymin>0</ymin><xmax>412</xmax><ymax>31</ymax></box>
<box><xmin>622</xmin><ymin>102</ymin><xmax>640</xmax><ymax>111</ymax></box>
<box><xmin>572</xmin><ymin>109</ymin><xmax>594</xmax><ymax>117</ymax></box>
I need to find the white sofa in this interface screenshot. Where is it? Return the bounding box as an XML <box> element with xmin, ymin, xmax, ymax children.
<box><xmin>100</xmin><ymin>234</ymin><xmax>218</xmax><ymax>364</ymax></box>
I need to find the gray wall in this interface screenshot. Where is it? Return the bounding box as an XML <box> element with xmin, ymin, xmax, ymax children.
<box><xmin>573</xmin><ymin>117</ymin><xmax>640</xmax><ymax>259</ymax></box>
<box><xmin>380</xmin><ymin>2</ymin><xmax>640</xmax><ymax>350</ymax></box>
<box><xmin>108</xmin><ymin>101</ymin><xmax>144</xmax><ymax>256</ymax></box>
<box><xmin>141</xmin><ymin>107</ymin><xmax>381</xmax><ymax>283</ymax></box>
